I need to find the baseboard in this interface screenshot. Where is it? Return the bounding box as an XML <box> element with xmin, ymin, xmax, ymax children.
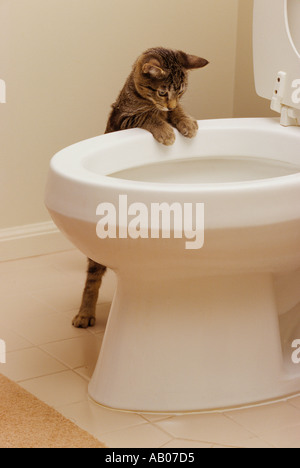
<box><xmin>0</xmin><ymin>221</ymin><xmax>74</xmax><ymax>262</ymax></box>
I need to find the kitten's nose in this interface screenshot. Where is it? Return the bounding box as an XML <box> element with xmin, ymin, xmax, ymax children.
<box><xmin>168</xmin><ymin>102</ymin><xmax>177</xmax><ymax>111</ymax></box>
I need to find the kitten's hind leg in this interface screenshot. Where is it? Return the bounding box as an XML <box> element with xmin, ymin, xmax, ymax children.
<box><xmin>72</xmin><ymin>259</ymin><xmax>107</xmax><ymax>328</ymax></box>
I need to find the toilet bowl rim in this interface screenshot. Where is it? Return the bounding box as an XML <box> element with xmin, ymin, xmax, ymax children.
<box><xmin>49</xmin><ymin>117</ymin><xmax>300</xmax><ymax>194</ymax></box>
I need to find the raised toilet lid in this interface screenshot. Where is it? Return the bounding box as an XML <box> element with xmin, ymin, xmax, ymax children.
<box><xmin>253</xmin><ymin>0</ymin><xmax>300</xmax><ymax>114</ymax></box>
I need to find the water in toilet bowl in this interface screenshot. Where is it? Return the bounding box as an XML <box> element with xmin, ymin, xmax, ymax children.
<box><xmin>109</xmin><ymin>156</ymin><xmax>300</xmax><ymax>184</ymax></box>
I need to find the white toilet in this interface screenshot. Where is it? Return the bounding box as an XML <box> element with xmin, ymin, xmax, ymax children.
<box><xmin>45</xmin><ymin>0</ymin><xmax>300</xmax><ymax>413</ymax></box>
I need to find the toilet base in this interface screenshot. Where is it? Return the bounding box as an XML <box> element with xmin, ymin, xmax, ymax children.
<box><xmin>88</xmin><ymin>272</ymin><xmax>300</xmax><ymax>412</ymax></box>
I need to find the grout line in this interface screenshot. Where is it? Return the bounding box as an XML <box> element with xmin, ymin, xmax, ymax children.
<box><xmin>286</xmin><ymin>398</ymin><xmax>300</xmax><ymax>411</ymax></box>
<box><xmin>222</xmin><ymin>411</ymin><xmax>278</xmax><ymax>447</ymax></box>
<box><xmin>150</xmin><ymin>420</ymin><xmax>178</xmax><ymax>440</ymax></box>
<box><xmin>159</xmin><ymin>436</ymin><xmax>214</xmax><ymax>448</ymax></box>
<box><xmin>16</xmin><ymin>367</ymin><xmax>71</xmax><ymax>384</ymax></box>
<box><xmin>158</xmin><ymin>437</ymin><xmax>181</xmax><ymax>448</ymax></box>
<box><xmin>0</xmin><ymin>249</ymin><xmax>77</xmax><ymax>266</ymax></box>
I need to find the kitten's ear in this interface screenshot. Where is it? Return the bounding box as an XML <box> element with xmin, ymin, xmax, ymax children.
<box><xmin>178</xmin><ymin>51</ymin><xmax>209</xmax><ymax>70</ymax></box>
<box><xmin>142</xmin><ymin>60</ymin><xmax>166</xmax><ymax>79</ymax></box>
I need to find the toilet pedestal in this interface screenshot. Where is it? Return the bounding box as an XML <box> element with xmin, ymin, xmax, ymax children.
<box><xmin>88</xmin><ymin>271</ymin><xmax>300</xmax><ymax>413</ymax></box>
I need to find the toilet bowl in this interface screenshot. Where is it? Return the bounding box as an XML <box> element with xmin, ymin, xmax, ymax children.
<box><xmin>45</xmin><ymin>0</ymin><xmax>300</xmax><ymax>412</ymax></box>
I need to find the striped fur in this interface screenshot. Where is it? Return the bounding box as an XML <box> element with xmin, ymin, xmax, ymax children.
<box><xmin>73</xmin><ymin>47</ymin><xmax>208</xmax><ymax>328</ymax></box>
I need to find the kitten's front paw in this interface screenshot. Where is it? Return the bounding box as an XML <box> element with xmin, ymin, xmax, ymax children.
<box><xmin>177</xmin><ymin>118</ymin><xmax>198</xmax><ymax>138</ymax></box>
<box><xmin>72</xmin><ymin>313</ymin><xmax>95</xmax><ymax>328</ymax></box>
<box><xmin>152</xmin><ymin>125</ymin><xmax>175</xmax><ymax>146</ymax></box>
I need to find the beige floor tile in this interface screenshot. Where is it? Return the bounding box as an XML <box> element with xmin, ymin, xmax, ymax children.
<box><xmin>100</xmin><ymin>422</ymin><xmax>172</xmax><ymax>448</ymax></box>
<box><xmin>0</xmin><ymin>265</ymin><xmax>72</xmax><ymax>295</ymax></box>
<box><xmin>229</xmin><ymin>437</ymin><xmax>274</xmax><ymax>448</ymax></box>
<box><xmin>156</xmin><ymin>413</ymin><xmax>255</xmax><ymax>447</ymax></box>
<box><xmin>139</xmin><ymin>413</ymin><xmax>174</xmax><ymax>423</ymax></box>
<box><xmin>225</xmin><ymin>401</ymin><xmax>300</xmax><ymax>439</ymax></box>
<box><xmin>261</xmin><ymin>424</ymin><xmax>300</xmax><ymax>448</ymax></box>
<box><xmin>0</xmin><ymin>257</ymin><xmax>41</xmax><ymax>274</ymax></box>
<box><xmin>162</xmin><ymin>438</ymin><xmax>212</xmax><ymax>448</ymax></box>
<box><xmin>0</xmin><ymin>293</ymin><xmax>57</xmax><ymax>330</ymax></box>
<box><xmin>2</xmin><ymin>347</ymin><xmax>67</xmax><ymax>381</ymax></box>
<box><xmin>0</xmin><ymin>325</ymin><xmax>33</xmax><ymax>352</ymax></box>
<box><xmin>74</xmin><ymin>366</ymin><xmax>94</xmax><ymax>381</ymax></box>
<box><xmin>0</xmin><ymin>251</ymin><xmax>71</xmax><ymax>274</ymax></box>
<box><xmin>288</xmin><ymin>396</ymin><xmax>300</xmax><ymax>410</ymax></box>
<box><xmin>59</xmin><ymin>399</ymin><xmax>146</xmax><ymax>439</ymax></box>
<box><xmin>46</xmin><ymin>249</ymin><xmax>86</xmax><ymax>272</ymax></box>
<box><xmin>10</xmin><ymin>311</ymin><xmax>87</xmax><ymax>345</ymax></box>
<box><xmin>211</xmin><ymin>444</ymin><xmax>236</xmax><ymax>448</ymax></box>
<box><xmin>40</xmin><ymin>334</ymin><xmax>103</xmax><ymax>370</ymax></box>
<box><xmin>0</xmin><ymin>271</ymin><xmax>32</xmax><ymax>298</ymax></box>
<box><xmin>19</xmin><ymin>370</ymin><xmax>88</xmax><ymax>408</ymax></box>
<box><xmin>30</xmin><ymin>283</ymin><xmax>84</xmax><ymax>313</ymax></box>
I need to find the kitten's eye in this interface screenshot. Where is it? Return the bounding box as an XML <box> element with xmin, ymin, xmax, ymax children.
<box><xmin>158</xmin><ymin>90</ymin><xmax>167</xmax><ymax>97</ymax></box>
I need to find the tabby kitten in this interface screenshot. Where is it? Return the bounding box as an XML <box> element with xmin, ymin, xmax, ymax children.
<box><xmin>72</xmin><ymin>47</ymin><xmax>209</xmax><ymax>328</ymax></box>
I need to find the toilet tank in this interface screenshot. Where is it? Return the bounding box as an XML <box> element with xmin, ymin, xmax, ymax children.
<box><xmin>253</xmin><ymin>0</ymin><xmax>300</xmax><ymax>111</ymax></box>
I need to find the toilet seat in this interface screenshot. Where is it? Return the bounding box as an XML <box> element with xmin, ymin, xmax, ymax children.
<box><xmin>253</xmin><ymin>0</ymin><xmax>300</xmax><ymax>125</ymax></box>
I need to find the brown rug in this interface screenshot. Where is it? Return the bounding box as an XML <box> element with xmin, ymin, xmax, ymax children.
<box><xmin>0</xmin><ymin>374</ymin><xmax>105</xmax><ymax>448</ymax></box>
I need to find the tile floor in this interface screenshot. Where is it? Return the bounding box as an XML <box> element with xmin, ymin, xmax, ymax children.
<box><xmin>1</xmin><ymin>249</ymin><xmax>300</xmax><ymax>448</ymax></box>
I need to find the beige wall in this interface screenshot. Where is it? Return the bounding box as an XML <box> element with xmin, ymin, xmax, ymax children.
<box><xmin>233</xmin><ymin>0</ymin><xmax>276</xmax><ymax>118</ymax></box>
<box><xmin>0</xmin><ymin>0</ymin><xmax>274</xmax><ymax>232</ymax></box>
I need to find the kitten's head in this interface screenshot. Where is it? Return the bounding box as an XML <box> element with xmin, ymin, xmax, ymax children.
<box><xmin>133</xmin><ymin>47</ymin><xmax>209</xmax><ymax>111</ymax></box>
